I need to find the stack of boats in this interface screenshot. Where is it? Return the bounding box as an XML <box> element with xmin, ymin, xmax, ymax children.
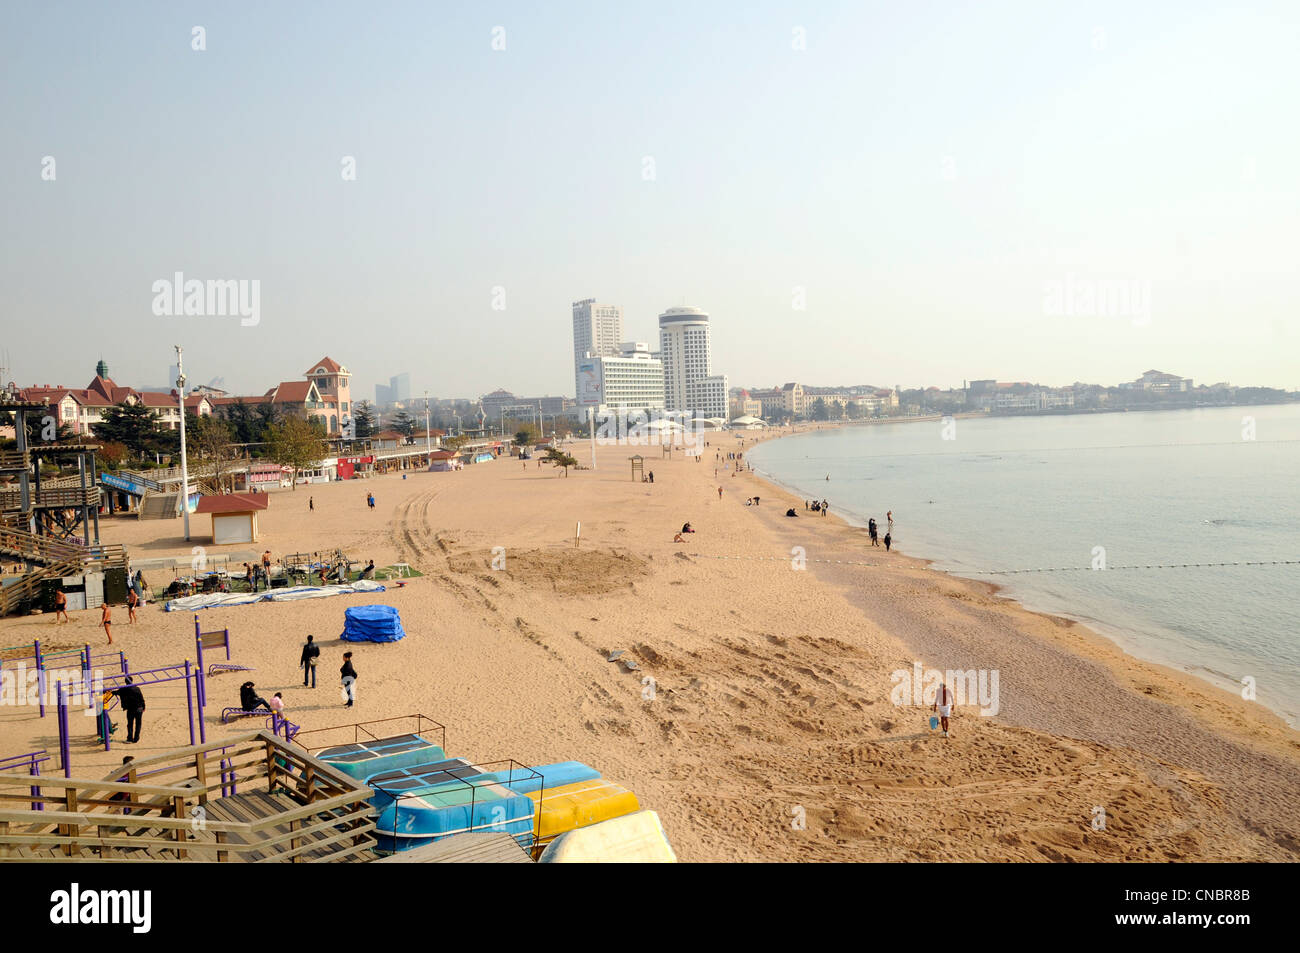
<box><xmin>316</xmin><ymin>730</ymin><xmax>674</xmax><ymax>861</ymax></box>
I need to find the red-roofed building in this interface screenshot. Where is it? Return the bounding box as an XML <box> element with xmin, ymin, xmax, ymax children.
<box><xmin>194</xmin><ymin>492</ymin><xmax>269</xmax><ymax>544</ymax></box>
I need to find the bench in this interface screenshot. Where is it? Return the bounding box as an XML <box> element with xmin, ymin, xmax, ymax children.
<box><xmin>207</xmin><ymin>662</ymin><xmax>254</xmax><ymax>679</ymax></box>
<box><xmin>221</xmin><ymin>707</ymin><xmax>272</xmax><ymax>724</ymax></box>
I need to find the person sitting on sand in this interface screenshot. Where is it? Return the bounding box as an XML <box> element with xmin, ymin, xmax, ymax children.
<box><xmin>785</xmin><ymin>508</ymin><xmax>798</xmax><ymax>517</ymax></box>
<box><xmin>673</xmin><ymin>532</ymin><xmax>685</xmax><ymax>542</ymax></box>
<box><xmin>239</xmin><ymin>681</ymin><xmax>273</xmax><ymax>713</ymax></box>
<box><xmin>681</xmin><ymin>522</ymin><xmax>695</xmax><ymax>534</ymax></box>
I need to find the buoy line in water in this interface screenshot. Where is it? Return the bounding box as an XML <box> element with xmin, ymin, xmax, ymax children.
<box><xmin>684</xmin><ymin>553</ymin><xmax>1300</xmax><ymax>574</ymax></box>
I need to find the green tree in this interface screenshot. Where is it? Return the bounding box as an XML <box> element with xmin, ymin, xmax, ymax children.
<box><xmin>810</xmin><ymin>398</ymin><xmax>830</xmax><ymax>421</ymax></box>
<box><xmin>545</xmin><ymin>446</ymin><xmax>578</xmax><ymax>476</ymax></box>
<box><xmin>0</xmin><ymin>409</ymin><xmax>76</xmax><ymax>448</ymax></box>
<box><xmin>187</xmin><ymin>413</ymin><xmax>238</xmax><ymax>493</ymax></box>
<box><xmin>353</xmin><ymin>401</ymin><xmax>376</xmax><ymax>439</ymax></box>
<box><xmin>514</xmin><ymin>426</ymin><xmax>537</xmax><ymax>449</ymax></box>
<box><xmin>91</xmin><ymin>401</ymin><xmax>171</xmax><ymax>457</ymax></box>
<box><xmin>392</xmin><ymin>410</ymin><xmax>416</xmax><ymax>439</ymax></box>
<box><xmin>845</xmin><ymin>401</ymin><xmax>863</xmax><ymax>420</ymax></box>
<box><xmin>265</xmin><ymin>415</ymin><xmax>326</xmax><ymax>490</ymax></box>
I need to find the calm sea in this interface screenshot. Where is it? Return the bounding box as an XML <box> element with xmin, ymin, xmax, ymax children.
<box><xmin>748</xmin><ymin>405</ymin><xmax>1300</xmax><ymax>727</ymax></box>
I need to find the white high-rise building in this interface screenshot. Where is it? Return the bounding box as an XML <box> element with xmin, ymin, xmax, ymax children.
<box><xmin>658</xmin><ymin>306</ymin><xmax>728</xmax><ymax>419</ymax></box>
<box><xmin>572</xmin><ymin>299</ymin><xmax>624</xmax><ymax>397</ymax></box>
<box><xmin>592</xmin><ymin>342</ymin><xmax>665</xmax><ymax>416</ymax></box>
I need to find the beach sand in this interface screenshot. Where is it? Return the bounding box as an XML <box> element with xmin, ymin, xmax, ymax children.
<box><xmin>2</xmin><ymin>429</ymin><xmax>1297</xmax><ymax>861</ymax></box>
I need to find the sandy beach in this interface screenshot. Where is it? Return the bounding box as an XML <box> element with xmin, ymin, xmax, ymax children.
<box><xmin>2</xmin><ymin>427</ymin><xmax>1297</xmax><ymax>861</ymax></box>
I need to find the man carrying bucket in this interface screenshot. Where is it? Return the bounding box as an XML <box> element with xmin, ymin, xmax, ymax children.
<box><xmin>932</xmin><ymin>681</ymin><xmax>953</xmax><ymax>739</ymax></box>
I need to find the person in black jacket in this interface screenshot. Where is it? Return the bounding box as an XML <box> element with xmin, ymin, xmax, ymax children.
<box><xmin>239</xmin><ymin>681</ymin><xmax>272</xmax><ymax>712</ymax></box>
<box><xmin>340</xmin><ymin>652</ymin><xmax>357</xmax><ymax>708</ymax></box>
<box><xmin>111</xmin><ymin>677</ymin><xmax>146</xmax><ymax>744</ymax></box>
<box><xmin>300</xmin><ymin>635</ymin><xmax>320</xmax><ymax>687</ymax></box>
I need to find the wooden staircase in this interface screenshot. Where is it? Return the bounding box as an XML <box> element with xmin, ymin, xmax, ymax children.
<box><xmin>0</xmin><ymin>524</ymin><xmax>129</xmax><ymax>616</ymax></box>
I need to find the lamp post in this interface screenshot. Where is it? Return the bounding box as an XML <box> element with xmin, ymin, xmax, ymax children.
<box><xmin>174</xmin><ymin>345</ymin><xmax>191</xmax><ymax>541</ymax></box>
<box><xmin>424</xmin><ymin>391</ymin><xmax>431</xmax><ymax>462</ymax></box>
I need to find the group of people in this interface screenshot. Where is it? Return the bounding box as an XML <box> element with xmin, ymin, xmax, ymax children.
<box><xmin>806</xmin><ymin>499</ymin><xmax>830</xmax><ymax>516</ymax></box>
<box><xmin>299</xmin><ymin>635</ymin><xmax>358</xmax><ymax>707</ymax></box>
<box><xmin>866</xmin><ymin>511</ymin><xmax>895</xmax><ymax>550</ymax></box>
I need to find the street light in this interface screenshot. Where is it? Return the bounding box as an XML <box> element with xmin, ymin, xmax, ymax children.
<box><xmin>424</xmin><ymin>390</ymin><xmax>431</xmax><ymax>462</ymax></box>
<box><xmin>174</xmin><ymin>345</ymin><xmax>191</xmax><ymax>542</ymax></box>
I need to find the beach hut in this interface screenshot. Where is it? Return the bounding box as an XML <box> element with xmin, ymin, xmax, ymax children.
<box><xmin>428</xmin><ymin>450</ymin><xmax>461</xmax><ymax>472</ymax></box>
<box><xmin>194</xmin><ymin>493</ymin><xmax>269</xmax><ymax>545</ymax></box>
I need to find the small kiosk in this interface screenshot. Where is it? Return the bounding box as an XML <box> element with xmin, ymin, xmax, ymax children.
<box><xmin>195</xmin><ymin>493</ymin><xmax>269</xmax><ymax>545</ymax></box>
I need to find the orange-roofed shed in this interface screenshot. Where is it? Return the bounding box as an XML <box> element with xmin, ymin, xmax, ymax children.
<box><xmin>194</xmin><ymin>493</ymin><xmax>270</xmax><ymax>545</ymax></box>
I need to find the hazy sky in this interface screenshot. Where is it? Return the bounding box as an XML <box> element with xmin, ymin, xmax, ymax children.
<box><xmin>3</xmin><ymin>1</ymin><xmax>1297</xmax><ymax>400</ymax></box>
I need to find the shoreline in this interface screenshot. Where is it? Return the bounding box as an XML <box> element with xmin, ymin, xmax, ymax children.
<box><xmin>738</xmin><ymin>424</ymin><xmax>1300</xmax><ymax>737</ymax></box>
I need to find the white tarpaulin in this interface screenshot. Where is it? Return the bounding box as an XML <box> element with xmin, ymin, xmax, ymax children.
<box><xmin>165</xmin><ymin>580</ymin><xmax>387</xmax><ymax>612</ymax></box>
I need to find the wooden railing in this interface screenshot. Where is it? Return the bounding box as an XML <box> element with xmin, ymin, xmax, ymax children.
<box><xmin>0</xmin><ymin>559</ymin><xmax>81</xmax><ymax>617</ymax></box>
<box><xmin>0</xmin><ymin>486</ymin><xmax>100</xmax><ymax>512</ymax></box>
<box><xmin>0</xmin><ymin>526</ymin><xmax>88</xmax><ymax>564</ymax></box>
<box><xmin>0</xmin><ymin>730</ymin><xmax>375</xmax><ymax>862</ymax></box>
<box><xmin>0</xmin><ymin>450</ymin><xmax>30</xmax><ymax>471</ymax></box>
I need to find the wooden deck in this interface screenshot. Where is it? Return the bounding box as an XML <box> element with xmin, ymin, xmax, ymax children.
<box><xmin>371</xmin><ymin>832</ymin><xmax>533</xmax><ymax>864</ymax></box>
<box><xmin>0</xmin><ymin>730</ymin><xmax>375</xmax><ymax>862</ymax></box>
<box><xmin>202</xmin><ymin>790</ymin><xmax>371</xmax><ymax>863</ymax></box>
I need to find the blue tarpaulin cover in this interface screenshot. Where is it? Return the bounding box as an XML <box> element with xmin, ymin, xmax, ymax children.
<box><xmin>340</xmin><ymin>604</ymin><xmax>407</xmax><ymax>642</ymax></box>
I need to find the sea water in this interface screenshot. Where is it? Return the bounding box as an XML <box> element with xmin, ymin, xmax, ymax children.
<box><xmin>748</xmin><ymin>404</ymin><xmax>1300</xmax><ymax>726</ymax></box>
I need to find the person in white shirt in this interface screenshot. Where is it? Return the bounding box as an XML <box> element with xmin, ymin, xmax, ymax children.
<box><xmin>932</xmin><ymin>681</ymin><xmax>953</xmax><ymax>738</ymax></box>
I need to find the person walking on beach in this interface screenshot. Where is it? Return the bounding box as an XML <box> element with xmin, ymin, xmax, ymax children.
<box><xmin>112</xmin><ymin>677</ymin><xmax>145</xmax><ymax>744</ymax></box>
<box><xmin>869</xmin><ymin>520</ymin><xmax>879</xmax><ymax>546</ymax></box>
<box><xmin>821</xmin><ymin>500</ymin><xmax>828</xmax><ymax>517</ymax></box>
<box><xmin>301</xmin><ymin>634</ymin><xmax>320</xmax><ymax>687</ymax></box>
<box><xmin>932</xmin><ymin>681</ymin><xmax>953</xmax><ymax>738</ymax></box>
<box><xmin>341</xmin><ymin>652</ymin><xmax>358</xmax><ymax>708</ymax></box>
<box><xmin>366</xmin><ymin>492</ymin><xmax>375</xmax><ymax>510</ymax></box>
<box><xmin>53</xmin><ymin>587</ymin><xmax>69</xmax><ymax>624</ymax></box>
<box><xmin>887</xmin><ymin>510</ymin><xmax>893</xmax><ymax>535</ymax></box>
<box><xmin>309</xmin><ymin>496</ymin><xmax>314</xmax><ymax>512</ymax></box>
<box><xmin>884</xmin><ymin>532</ymin><xmax>892</xmax><ymax>552</ymax></box>
<box><xmin>126</xmin><ymin>587</ymin><xmax>138</xmax><ymax>624</ymax></box>
<box><xmin>648</xmin><ymin>471</ymin><xmax>654</xmax><ymax>483</ymax></box>
<box><xmin>100</xmin><ymin>602</ymin><xmax>113</xmax><ymax>644</ymax></box>
<box><xmin>717</xmin><ymin>486</ymin><xmax>723</xmax><ymax>500</ymax></box>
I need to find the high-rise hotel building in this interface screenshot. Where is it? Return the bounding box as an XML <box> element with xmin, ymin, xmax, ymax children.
<box><xmin>572</xmin><ymin>299</ymin><xmax>624</xmax><ymax>397</ymax></box>
<box><xmin>658</xmin><ymin>306</ymin><xmax>729</xmax><ymax>420</ymax></box>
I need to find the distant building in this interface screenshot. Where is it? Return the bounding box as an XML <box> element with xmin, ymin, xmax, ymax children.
<box><xmin>210</xmin><ymin>355</ymin><xmax>353</xmax><ymax>437</ymax></box>
<box><xmin>992</xmin><ymin>391</ymin><xmax>1075</xmax><ymax>412</ymax></box>
<box><xmin>1120</xmin><ymin>369</ymin><xmax>1194</xmax><ymax>393</ymax></box>
<box><xmin>20</xmin><ymin>363</ymin><xmax>208</xmax><ymax>436</ymax></box>
<box><xmin>730</xmin><ymin>389</ymin><xmax>762</xmax><ymax>419</ymax></box>
<box><xmin>572</xmin><ymin>299</ymin><xmax>624</xmax><ymax>398</ymax></box>
<box><xmin>304</xmin><ymin>357</ymin><xmax>354</xmax><ymax>437</ymax></box>
<box><xmin>853</xmin><ymin>389</ymin><xmax>899</xmax><ymax>416</ymax></box>
<box><xmin>375</xmin><ymin>372</ymin><xmax>411</xmax><ymax>404</ymax></box>
<box><xmin>659</xmin><ymin>306</ymin><xmax>728</xmax><ymax>419</ymax></box>
<box><xmin>590</xmin><ymin>342</ymin><xmax>665</xmax><ymax>417</ymax></box>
